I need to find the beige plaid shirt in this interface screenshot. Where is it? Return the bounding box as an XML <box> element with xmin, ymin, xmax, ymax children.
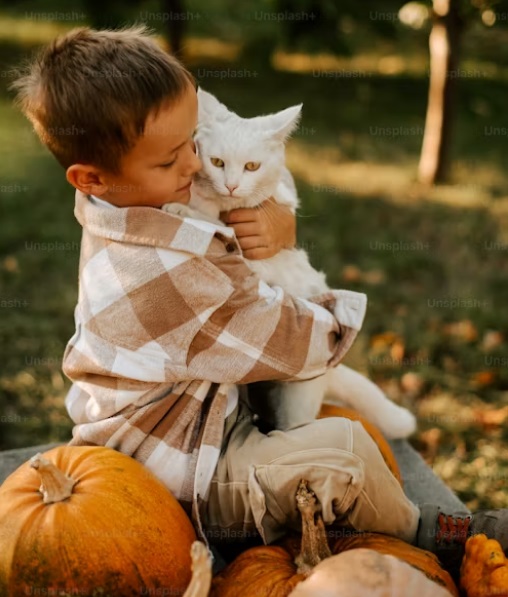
<box><xmin>63</xmin><ymin>190</ymin><xmax>367</xmax><ymax>542</ymax></box>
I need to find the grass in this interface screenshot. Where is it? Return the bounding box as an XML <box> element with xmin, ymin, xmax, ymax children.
<box><xmin>1</xmin><ymin>10</ymin><xmax>508</xmax><ymax>510</ymax></box>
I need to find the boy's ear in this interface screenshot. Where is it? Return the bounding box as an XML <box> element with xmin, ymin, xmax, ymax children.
<box><xmin>66</xmin><ymin>164</ymin><xmax>109</xmax><ymax>196</ymax></box>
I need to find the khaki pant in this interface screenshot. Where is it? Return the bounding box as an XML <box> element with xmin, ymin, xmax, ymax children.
<box><xmin>204</xmin><ymin>397</ymin><xmax>420</xmax><ymax>546</ymax></box>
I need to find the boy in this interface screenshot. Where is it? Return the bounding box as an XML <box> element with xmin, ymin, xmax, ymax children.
<box><xmin>11</xmin><ymin>25</ymin><xmax>508</xmax><ymax>575</ymax></box>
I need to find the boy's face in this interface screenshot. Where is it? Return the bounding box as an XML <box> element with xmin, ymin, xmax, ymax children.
<box><xmin>99</xmin><ymin>83</ymin><xmax>201</xmax><ymax>208</ymax></box>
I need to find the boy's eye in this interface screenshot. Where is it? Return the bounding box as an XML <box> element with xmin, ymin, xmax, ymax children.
<box><xmin>210</xmin><ymin>157</ymin><xmax>224</xmax><ymax>168</ymax></box>
<box><xmin>245</xmin><ymin>162</ymin><xmax>260</xmax><ymax>172</ymax></box>
<box><xmin>160</xmin><ymin>159</ymin><xmax>176</xmax><ymax>168</ymax></box>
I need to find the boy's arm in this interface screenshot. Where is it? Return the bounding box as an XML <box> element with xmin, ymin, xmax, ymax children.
<box><xmin>63</xmin><ymin>245</ymin><xmax>364</xmax><ymax>393</ymax></box>
<box><xmin>183</xmin><ymin>251</ymin><xmax>366</xmax><ymax>384</ymax></box>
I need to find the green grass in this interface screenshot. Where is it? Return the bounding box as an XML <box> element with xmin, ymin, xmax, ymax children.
<box><xmin>1</xmin><ymin>11</ymin><xmax>508</xmax><ymax>510</ymax></box>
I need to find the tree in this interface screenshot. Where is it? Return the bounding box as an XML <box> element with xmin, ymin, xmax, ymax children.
<box><xmin>82</xmin><ymin>0</ymin><xmax>188</xmax><ymax>61</ymax></box>
<box><xmin>271</xmin><ymin>0</ymin><xmax>508</xmax><ymax>186</ymax></box>
<box><xmin>418</xmin><ymin>0</ymin><xmax>464</xmax><ymax>185</ymax></box>
<box><xmin>82</xmin><ymin>0</ymin><xmax>141</xmax><ymax>29</ymax></box>
<box><xmin>160</xmin><ymin>0</ymin><xmax>187</xmax><ymax>60</ymax></box>
<box><xmin>417</xmin><ymin>0</ymin><xmax>508</xmax><ymax>184</ymax></box>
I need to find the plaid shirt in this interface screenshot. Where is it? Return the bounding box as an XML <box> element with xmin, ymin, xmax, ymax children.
<box><xmin>63</xmin><ymin>190</ymin><xmax>367</xmax><ymax>543</ymax></box>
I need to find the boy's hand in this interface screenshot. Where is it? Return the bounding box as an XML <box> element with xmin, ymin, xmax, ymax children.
<box><xmin>220</xmin><ymin>197</ymin><xmax>296</xmax><ymax>260</ymax></box>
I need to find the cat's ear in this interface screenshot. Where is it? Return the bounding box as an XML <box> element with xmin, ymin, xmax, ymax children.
<box><xmin>264</xmin><ymin>104</ymin><xmax>303</xmax><ymax>142</ymax></box>
<box><xmin>197</xmin><ymin>88</ymin><xmax>230</xmax><ymax>123</ymax></box>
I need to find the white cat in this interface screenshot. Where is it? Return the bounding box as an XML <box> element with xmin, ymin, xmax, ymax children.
<box><xmin>163</xmin><ymin>88</ymin><xmax>416</xmax><ymax>439</ymax></box>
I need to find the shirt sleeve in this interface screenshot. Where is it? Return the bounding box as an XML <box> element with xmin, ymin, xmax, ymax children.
<box><xmin>184</xmin><ymin>251</ymin><xmax>367</xmax><ymax>384</ymax></box>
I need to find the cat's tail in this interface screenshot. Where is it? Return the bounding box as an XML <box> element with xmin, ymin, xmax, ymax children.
<box><xmin>324</xmin><ymin>364</ymin><xmax>417</xmax><ymax>439</ymax></box>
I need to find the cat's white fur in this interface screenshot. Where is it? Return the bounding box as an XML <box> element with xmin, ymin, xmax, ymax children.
<box><xmin>163</xmin><ymin>89</ymin><xmax>416</xmax><ymax>439</ymax></box>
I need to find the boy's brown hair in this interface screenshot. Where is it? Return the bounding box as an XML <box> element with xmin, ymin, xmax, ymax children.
<box><xmin>10</xmin><ymin>25</ymin><xmax>195</xmax><ymax>174</ymax></box>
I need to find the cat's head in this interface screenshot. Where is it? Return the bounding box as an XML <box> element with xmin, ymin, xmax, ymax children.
<box><xmin>193</xmin><ymin>88</ymin><xmax>302</xmax><ymax>210</ymax></box>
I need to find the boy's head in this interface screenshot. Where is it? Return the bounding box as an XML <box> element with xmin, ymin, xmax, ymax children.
<box><xmin>11</xmin><ymin>25</ymin><xmax>202</xmax><ymax>208</ymax></box>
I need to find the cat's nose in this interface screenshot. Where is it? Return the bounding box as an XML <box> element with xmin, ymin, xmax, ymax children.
<box><xmin>225</xmin><ymin>184</ymin><xmax>238</xmax><ymax>195</ymax></box>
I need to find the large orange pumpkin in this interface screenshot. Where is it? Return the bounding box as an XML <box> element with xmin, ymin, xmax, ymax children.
<box><xmin>318</xmin><ymin>403</ymin><xmax>403</xmax><ymax>485</ymax></box>
<box><xmin>0</xmin><ymin>445</ymin><xmax>196</xmax><ymax>596</ymax></box>
<box><xmin>211</xmin><ymin>480</ymin><xmax>458</xmax><ymax>597</ymax></box>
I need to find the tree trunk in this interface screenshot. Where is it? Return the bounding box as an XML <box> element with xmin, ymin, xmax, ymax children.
<box><xmin>417</xmin><ymin>0</ymin><xmax>463</xmax><ymax>185</ymax></box>
<box><xmin>162</xmin><ymin>0</ymin><xmax>187</xmax><ymax>61</ymax></box>
<box><xmin>82</xmin><ymin>0</ymin><xmax>141</xmax><ymax>29</ymax></box>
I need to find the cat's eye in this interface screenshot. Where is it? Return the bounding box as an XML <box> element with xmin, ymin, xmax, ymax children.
<box><xmin>244</xmin><ymin>162</ymin><xmax>261</xmax><ymax>172</ymax></box>
<box><xmin>210</xmin><ymin>157</ymin><xmax>224</xmax><ymax>168</ymax></box>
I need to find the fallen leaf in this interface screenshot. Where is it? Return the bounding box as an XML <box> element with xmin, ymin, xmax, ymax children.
<box><xmin>420</xmin><ymin>427</ymin><xmax>442</xmax><ymax>460</ymax></box>
<box><xmin>51</xmin><ymin>371</ymin><xmax>65</xmax><ymax>391</ymax></box>
<box><xmin>472</xmin><ymin>405</ymin><xmax>508</xmax><ymax>430</ymax></box>
<box><xmin>3</xmin><ymin>255</ymin><xmax>19</xmax><ymax>273</ymax></box>
<box><xmin>342</xmin><ymin>264</ymin><xmax>362</xmax><ymax>282</ymax></box>
<box><xmin>395</xmin><ymin>305</ymin><xmax>409</xmax><ymax>317</ymax></box>
<box><xmin>362</xmin><ymin>269</ymin><xmax>386</xmax><ymax>285</ymax></box>
<box><xmin>454</xmin><ymin>438</ymin><xmax>466</xmax><ymax>459</ymax></box>
<box><xmin>471</xmin><ymin>370</ymin><xmax>496</xmax><ymax>387</ymax></box>
<box><xmin>442</xmin><ymin>355</ymin><xmax>459</xmax><ymax>373</ymax></box>
<box><xmin>481</xmin><ymin>330</ymin><xmax>504</xmax><ymax>352</ymax></box>
<box><xmin>400</xmin><ymin>372</ymin><xmax>425</xmax><ymax>395</ymax></box>
<box><xmin>390</xmin><ymin>340</ymin><xmax>405</xmax><ymax>362</ymax></box>
<box><xmin>443</xmin><ymin>319</ymin><xmax>478</xmax><ymax>343</ymax></box>
<box><xmin>370</xmin><ymin>331</ymin><xmax>402</xmax><ymax>350</ymax></box>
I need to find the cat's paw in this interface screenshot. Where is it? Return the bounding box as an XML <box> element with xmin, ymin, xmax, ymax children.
<box><xmin>378</xmin><ymin>406</ymin><xmax>417</xmax><ymax>439</ymax></box>
<box><xmin>162</xmin><ymin>203</ymin><xmax>195</xmax><ymax>219</ymax></box>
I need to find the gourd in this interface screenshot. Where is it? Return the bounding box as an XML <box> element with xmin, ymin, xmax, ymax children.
<box><xmin>460</xmin><ymin>534</ymin><xmax>508</xmax><ymax>597</ymax></box>
<box><xmin>0</xmin><ymin>445</ymin><xmax>196</xmax><ymax>596</ymax></box>
<box><xmin>211</xmin><ymin>480</ymin><xmax>458</xmax><ymax>597</ymax></box>
<box><xmin>318</xmin><ymin>404</ymin><xmax>402</xmax><ymax>485</ymax></box>
<box><xmin>289</xmin><ymin>548</ymin><xmax>453</xmax><ymax>597</ymax></box>
<box><xmin>327</xmin><ymin>528</ymin><xmax>458</xmax><ymax>596</ymax></box>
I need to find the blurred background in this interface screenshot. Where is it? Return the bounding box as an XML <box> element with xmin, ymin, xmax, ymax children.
<box><xmin>0</xmin><ymin>0</ymin><xmax>507</xmax><ymax>510</ymax></box>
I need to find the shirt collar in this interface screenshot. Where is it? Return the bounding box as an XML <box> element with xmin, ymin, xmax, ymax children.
<box><xmin>74</xmin><ymin>190</ymin><xmax>239</xmax><ymax>256</ymax></box>
<box><xmin>90</xmin><ymin>194</ymin><xmax>116</xmax><ymax>209</ymax></box>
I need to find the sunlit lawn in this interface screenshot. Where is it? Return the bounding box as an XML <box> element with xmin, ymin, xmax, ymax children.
<box><xmin>1</xmin><ymin>11</ymin><xmax>508</xmax><ymax>510</ymax></box>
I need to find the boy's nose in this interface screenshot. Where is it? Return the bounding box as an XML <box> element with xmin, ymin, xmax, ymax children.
<box><xmin>191</xmin><ymin>153</ymin><xmax>202</xmax><ymax>173</ymax></box>
<box><xmin>183</xmin><ymin>150</ymin><xmax>202</xmax><ymax>177</ymax></box>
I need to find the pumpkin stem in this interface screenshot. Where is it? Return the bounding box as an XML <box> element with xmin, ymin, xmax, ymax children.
<box><xmin>294</xmin><ymin>479</ymin><xmax>332</xmax><ymax>575</ymax></box>
<box><xmin>30</xmin><ymin>453</ymin><xmax>77</xmax><ymax>504</ymax></box>
<box><xmin>182</xmin><ymin>541</ymin><xmax>212</xmax><ymax>597</ymax></box>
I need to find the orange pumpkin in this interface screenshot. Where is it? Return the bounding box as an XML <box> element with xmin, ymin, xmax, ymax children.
<box><xmin>0</xmin><ymin>445</ymin><xmax>196</xmax><ymax>596</ymax></box>
<box><xmin>211</xmin><ymin>480</ymin><xmax>458</xmax><ymax>597</ymax></box>
<box><xmin>318</xmin><ymin>403</ymin><xmax>403</xmax><ymax>485</ymax></box>
<box><xmin>210</xmin><ymin>543</ymin><xmax>305</xmax><ymax>597</ymax></box>
<box><xmin>460</xmin><ymin>534</ymin><xmax>508</xmax><ymax>597</ymax></box>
